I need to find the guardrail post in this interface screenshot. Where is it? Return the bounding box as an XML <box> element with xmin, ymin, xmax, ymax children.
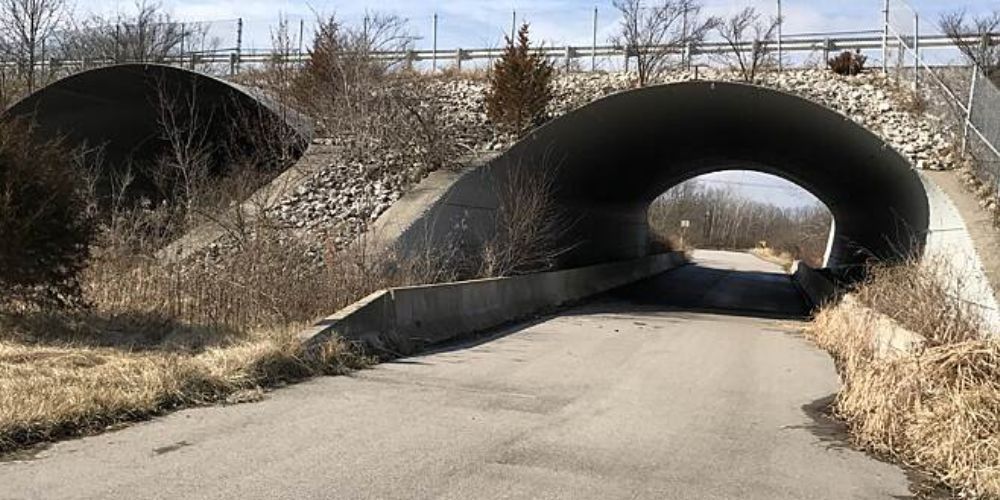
<box><xmin>455</xmin><ymin>48</ymin><xmax>463</xmax><ymax>72</ymax></box>
<box><xmin>564</xmin><ymin>45</ymin><xmax>572</xmax><ymax>73</ymax></box>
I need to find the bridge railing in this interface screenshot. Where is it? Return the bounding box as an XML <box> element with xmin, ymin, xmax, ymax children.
<box><xmin>2</xmin><ymin>30</ymin><xmax>996</xmax><ymax>77</ymax></box>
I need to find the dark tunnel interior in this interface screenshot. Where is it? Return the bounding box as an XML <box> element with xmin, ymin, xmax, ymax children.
<box><xmin>3</xmin><ymin>64</ymin><xmax>310</xmax><ymax>207</ymax></box>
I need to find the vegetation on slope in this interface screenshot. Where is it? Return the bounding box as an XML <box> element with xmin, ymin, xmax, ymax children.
<box><xmin>808</xmin><ymin>260</ymin><xmax>997</xmax><ymax>497</ymax></box>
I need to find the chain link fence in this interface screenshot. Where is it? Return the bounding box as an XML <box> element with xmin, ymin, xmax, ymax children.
<box><xmin>967</xmin><ymin>68</ymin><xmax>1000</xmax><ymax>191</ymax></box>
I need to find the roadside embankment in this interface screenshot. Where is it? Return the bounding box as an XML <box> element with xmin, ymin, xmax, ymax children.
<box><xmin>806</xmin><ymin>261</ymin><xmax>998</xmax><ymax>497</ymax></box>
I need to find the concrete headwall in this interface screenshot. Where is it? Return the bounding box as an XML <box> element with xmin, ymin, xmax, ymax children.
<box><xmin>302</xmin><ymin>252</ymin><xmax>687</xmax><ymax>355</ymax></box>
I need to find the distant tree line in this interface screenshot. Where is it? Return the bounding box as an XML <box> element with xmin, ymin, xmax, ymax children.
<box><xmin>648</xmin><ymin>178</ymin><xmax>833</xmax><ymax>266</ymax></box>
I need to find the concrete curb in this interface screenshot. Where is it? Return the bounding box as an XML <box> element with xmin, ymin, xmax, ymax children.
<box><xmin>301</xmin><ymin>252</ymin><xmax>687</xmax><ymax>355</ymax></box>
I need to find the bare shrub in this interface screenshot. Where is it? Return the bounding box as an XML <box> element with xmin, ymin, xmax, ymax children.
<box><xmin>715</xmin><ymin>7</ymin><xmax>781</xmax><ymax>83</ymax></box>
<box><xmin>478</xmin><ymin>159</ymin><xmax>571</xmax><ymax>278</ymax></box>
<box><xmin>0</xmin><ymin>119</ymin><xmax>96</xmax><ymax>308</ymax></box>
<box><xmin>611</xmin><ymin>0</ymin><xmax>718</xmax><ymax>86</ymax></box>
<box><xmin>828</xmin><ymin>49</ymin><xmax>867</xmax><ymax>76</ymax></box>
<box><xmin>484</xmin><ymin>23</ymin><xmax>554</xmax><ymax>137</ymax></box>
<box><xmin>151</xmin><ymin>78</ymin><xmax>215</xmax><ymax>219</ymax></box>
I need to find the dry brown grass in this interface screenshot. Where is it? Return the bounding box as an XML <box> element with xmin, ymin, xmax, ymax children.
<box><xmin>807</xmin><ymin>261</ymin><xmax>1000</xmax><ymax>497</ymax></box>
<box><xmin>750</xmin><ymin>246</ymin><xmax>794</xmax><ymax>272</ymax></box>
<box><xmin>0</xmin><ymin>323</ymin><xmax>368</xmax><ymax>455</ymax></box>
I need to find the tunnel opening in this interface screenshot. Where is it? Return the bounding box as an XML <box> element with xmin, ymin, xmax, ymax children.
<box><xmin>2</xmin><ymin>64</ymin><xmax>310</xmax><ymax>211</ymax></box>
<box><xmin>647</xmin><ymin>170</ymin><xmax>835</xmax><ymax>268</ymax></box>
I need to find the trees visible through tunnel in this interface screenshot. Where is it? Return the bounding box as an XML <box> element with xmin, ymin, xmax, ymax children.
<box><xmin>648</xmin><ymin>171</ymin><xmax>833</xmax><ymax>267</ymax></box>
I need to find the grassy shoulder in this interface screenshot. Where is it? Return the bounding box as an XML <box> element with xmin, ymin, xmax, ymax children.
<box><xmin>806</xmin><ymin>261</ymin><xmax>998</xmax><ymax>497</ymax></box>
<box><xmin>0</xmin><ymin>314</ymin><xmax>370</xmax><ymax>456</ymax></box>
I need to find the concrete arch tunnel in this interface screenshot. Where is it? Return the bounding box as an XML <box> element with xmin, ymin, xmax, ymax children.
<box><xmin>402</xmin><ymin>81</ymin><xmax>932</xmax><ymax>274</ymax></box>
<box><xmin>3</xmin><ymin>64</ymin><xmax>311</xmax><ymax>203</ymax></box>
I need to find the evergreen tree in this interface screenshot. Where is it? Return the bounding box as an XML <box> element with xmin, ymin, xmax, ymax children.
<box><xmin>485</xmin><ymin>23</ymin><xmax>555</xmax><ymax>136</ymax></box>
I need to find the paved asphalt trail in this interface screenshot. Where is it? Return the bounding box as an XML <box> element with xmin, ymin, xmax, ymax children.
<box><xmin>0</xmin><ymin>250</ymin><xmax>913</xmax><ymax>499</ymax></box>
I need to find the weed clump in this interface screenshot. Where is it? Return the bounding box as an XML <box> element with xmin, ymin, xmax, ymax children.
<box><xmin>828</xmin><ymin>50</ymin><xmax>867</xmax><ymax>76</ymax></box>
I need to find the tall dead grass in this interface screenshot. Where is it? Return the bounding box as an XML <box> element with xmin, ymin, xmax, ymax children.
<box><xmin>807</xmin><ymin>260</ymin><xmax>999</xmax><ymax>497</ymax></box>
<box><xmin>0</xmin><ymin>326</ymin><xmax>367</xmax><ymax>454</ymax></box>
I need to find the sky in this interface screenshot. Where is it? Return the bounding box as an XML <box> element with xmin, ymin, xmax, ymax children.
<box><xmin>80</xmin><ymin>0</ymin><xmax>999</xmax><ymax>53</ymax></box>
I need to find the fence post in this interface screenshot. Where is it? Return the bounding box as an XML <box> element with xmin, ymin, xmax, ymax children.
<box><xmin>912</xmin><ymin>11</ymin><xmax>919</xmax><ymax>90</ymax></box>
<box><xmin>963</xmin><ymin>65</ymin><xmax>978</xmax><ymax>155</ymax></box>
<box><xmin>298</xmin><ymin>19</ymin><xmax>305</xmax><ymax>61</ymax></box>
<box><xmin>591</xmin><ymin>7</ymin><xmax>598</xmax><ymax>72</ymax></box>
<box><xmin>115</xmin><ymin>24</ymin><xmax>121</xmax><ymax>63</ymax></box>
<box><xmin>432</xmin><ymin>13</ymin><xmax>438</xmax><ymax>73</ymax></box>
<box><xmin>882</xmin><ymin>0</ymin><xmax>889</xmax><ymax>73</ymax></box>
<box><xmin>776</xmin><ymin>0</ymin><xmax>783</xmax><ymax>71</ymax></box>
<box><xmin>235</xmin><ymin>18</ymin><xmax>244</xmax><ymax>75</ymax></box>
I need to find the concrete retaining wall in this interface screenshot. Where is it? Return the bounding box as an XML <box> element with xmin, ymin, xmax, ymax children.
<box><xmin>302</xmin><ymin>252</ymin><xmax>687</xmax><ymax>355</ymax></box>
<box><xmin>792</xmin><ymin>262</ymin><xmax>840</xmax><ymax>310</ymax></box>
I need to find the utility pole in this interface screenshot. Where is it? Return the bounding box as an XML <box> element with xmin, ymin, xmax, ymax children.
<box><xmin>511</xmin><ymin>10</ymin><xmax>517</xmax><ymax>40</ymax></box>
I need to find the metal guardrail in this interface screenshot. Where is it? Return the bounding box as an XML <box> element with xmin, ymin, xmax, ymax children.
<box><xmin>3</xmin><ymin>31</ymin><xmax>996</xmax><ymax>75</ymax></box>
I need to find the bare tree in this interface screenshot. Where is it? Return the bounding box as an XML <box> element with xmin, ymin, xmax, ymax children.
<box><xmin>611</xmin><ymin>0</ymin><xmax>717</xmax><ymax>86</ymax></box>
<box><xmin>940</xmin><ymin>9</ymin><xmax>1000</xmax><ymax>81</ymax></box>
<box><xmin>0</xmin><ymin>0</ymin><xmax>67</xmax><ymax>92</ymax></box>
<box><xmin>715</xmin><ymin>7</ymin><xmax>781</xmax><ymax>83</ymax></box>
<box><xmin>59</xmin><ymin>1</ymin><xmax>201</xmax><ymax>64</ymax></box>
